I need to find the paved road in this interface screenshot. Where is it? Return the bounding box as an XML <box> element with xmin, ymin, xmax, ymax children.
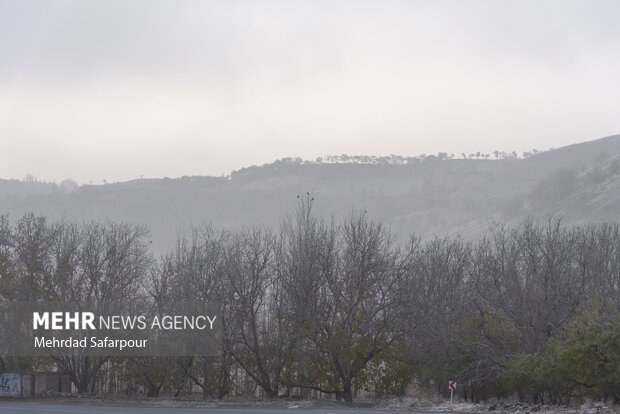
<box><xmin>0</xmin><ymin>402</ymin><xmax>425</xmax><ymax>414</ymax></box>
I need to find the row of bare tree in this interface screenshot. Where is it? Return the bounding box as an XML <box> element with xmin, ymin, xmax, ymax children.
<box><xmin>0</xmin><ymin>199</ymin><xmax>618</xmax><ymax>402</ymax></box>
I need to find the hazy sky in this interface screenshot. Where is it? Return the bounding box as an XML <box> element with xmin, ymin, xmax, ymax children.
<box><xmin>1</xmin><ymin>0</ymin><xmax>620</xmax><ymax>184</ymax></box>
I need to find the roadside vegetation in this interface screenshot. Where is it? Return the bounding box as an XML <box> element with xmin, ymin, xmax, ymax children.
<box><xmin>0</xmin><ymin>197</ymin><xmax>618</xmax><ymax>405</ymax></box>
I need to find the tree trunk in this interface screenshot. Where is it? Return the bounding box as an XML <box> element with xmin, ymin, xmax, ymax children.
<box><xmin>146</xmin><ymin>381</ymin><xmax>161</xmax><ymax>397</ymax></box>
<box><xmin>268</xmin><ymin>389</ymin><xmax>279</xmax><ymax>398</ymax></box>
<box><xmin>343</xmin><ymin>378</ymin><xmax>353</xmax><ymax>402</ymax></box>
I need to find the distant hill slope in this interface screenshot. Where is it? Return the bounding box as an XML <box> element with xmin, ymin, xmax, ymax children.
<box><xmin>2</xmin><ymin>134</ymin><xmax>619</xmax><ymax>253</ymax></box>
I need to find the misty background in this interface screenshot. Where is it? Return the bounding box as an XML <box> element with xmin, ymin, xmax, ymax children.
<box><xmin>2</xmin><ymin>135</ymin><xmax>620</xmax><ymax>255</ymax></box>
<box><xmin>2</xmin><ymin>0</ymin><xmax>620</xmax><ymax>184</ymax></box>
<box><xmin>2</xmin><ymin>1</ymin><xmax>620</xmax><ymax>251</ymax></box>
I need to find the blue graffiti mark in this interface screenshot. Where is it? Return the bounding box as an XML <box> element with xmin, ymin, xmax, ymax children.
<box><xmin>0</xmin><ymin>374</ymin><xmax>20</xmax><ymax>394</ymax></box>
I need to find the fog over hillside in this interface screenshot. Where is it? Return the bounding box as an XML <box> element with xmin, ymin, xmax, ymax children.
<box><xmin>4</xmin><ymin>1</ymin><xmax>620</xmax><ymax>406</ymax></box>
<box><xmin>1</xmin><ymin>134</ymin><xmax>620</xmax><ymax>253</ymax></box>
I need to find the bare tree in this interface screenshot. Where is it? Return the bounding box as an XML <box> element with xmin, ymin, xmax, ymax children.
<box><xmin>150</xmin><ymin>226</ymin><xmax>233</xmax><ymax>399</ymax></box>
<box><xmin>281</xmin><ymin>198</ymin><xmax>405</xmax><ymax>401</ymax></box>
<box><xmin>225</xmin><ymin>228</ymin><xmax>296</xmax><ymax>398</ymax></box>
<box><xmin>51</xmin><ymin>220</ymin><xmax>152</xmax><ymax>394</ymax></box>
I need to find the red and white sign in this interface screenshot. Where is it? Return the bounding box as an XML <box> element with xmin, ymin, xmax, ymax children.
<box><xmin>449</xmin><ymin>380</ymin><xmax>456</xmax><ymax>390</ymax></box>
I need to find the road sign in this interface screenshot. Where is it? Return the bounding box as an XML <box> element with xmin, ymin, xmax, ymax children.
<box><xmin>449</xmin><ymin>380</ymin><xmax>456</xmax><ymax>404</ymax></box>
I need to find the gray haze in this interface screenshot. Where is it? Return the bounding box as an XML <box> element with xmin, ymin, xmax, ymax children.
<box><xmin>2</xmin><ymin>135</ymin><xmax>620</xmax><ymax>254</ymax></box>
<box><xmin>1</xmin><ymin>0</ymin><xmax>620</xmax><ymax>184</ymax></box>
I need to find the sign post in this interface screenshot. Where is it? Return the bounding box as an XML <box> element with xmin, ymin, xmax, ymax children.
<box><xmin>449</xmin><ymin>380</ymin><xmax>456</xmax><ymax>404</ymax></box>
